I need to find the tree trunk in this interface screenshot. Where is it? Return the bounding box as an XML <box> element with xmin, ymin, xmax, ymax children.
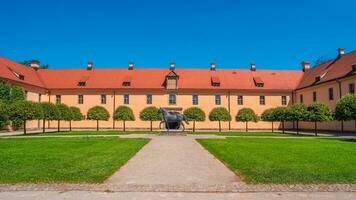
<box><xmin>296</xmin><ymin>120</ymin><xmax>299</xmax><ymax>135</ymax></box>
<box><xmin>43</xmin><ymin>119</ymin><xmax>46</xmax><ymax>133</ymax></box>
<box><xmin>282</xmin><ymin>121</ymin><xmax>285</xmax><ymax>134</ymax></box>
<box><xmin>123</xmin><ymin>120</ymin><xmax>126</xmax><ymax>132</ymax></box>
<box><xmin>245</xmin><ymin>122</ymin><xmax>248</xmax><ymax>132</ymax></box>
<box><xmin>113</xmin><ymin>121</ymin><xmax>115</xmax><ymax>129</ymax></box>
<box><xmin>271</xmin><ymin>121</ymin><xmax>274</xmax><ymax>133</ymax></box>
<box><xmin>57</xmin><ymin>120</ymin><xmax>60</xmax><ymax>132</ymax></box>
<box><xmin>97</xmin><ymin>120</ymin><xmax>99</xmax><ymax>131</ymax></box>
<box><xmin>150</xmin><ymin>120</ymin><xmax>153</xmax><ymax>132</ymax></box>
<box><xmin>341</xmin><ymin>121</ymin><xmax>344</xmax><ymax>133</ymax></box>
<box><xmin>23</xmin><ymin>120</ymin><xmax>26</xmax><ymax>135</ymax></box>
<box><xmin>314</xmin><ymin>121</ymin><xmax>318</xmax><ymax>136</ymax></box>
<box><xmin>218</xmin><ymin>121</ymin><xmax>221</xmax><ymax>132</ymax></box>
<box><xmin>354</xmin><ymin>120</ymin><xmax>356</xmax><ymax>134</ymax></box>
<box><xmin>193</xmin><ymin>120</ymin><xmax>196</xmax><ymax>132</ymax></box>
<box><xmin>69</xmin><ymin>120</ymin><xmax>72</xmax><ymax>131</ymax></box>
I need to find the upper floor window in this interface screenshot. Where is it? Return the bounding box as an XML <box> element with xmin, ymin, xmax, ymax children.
<box><xmin>237</xmin><ymin>95</ymin><xmax>243</xmax><ymax>105</ymax></box>
<box><xmin>300</xmin><ymin>94</ymin><xmax>304</xmax><ymax>103</ymax></box>
<box><xmin>259</xmin><ymin>96</ymin><xmax>265</xmax><ymax>105</ymax></box>
<box><xmin>146</xmin><ymin>94</ymin><xmax>152</xmax><ymax>104</ymax></box>
<box><xmin>56</xmin><ymin>95</ymin><xmax>61</xmax><ymax>104</ymax></box>
<box><xmin>169</xmin><ymin>94</ymin><xmax>176</xmax><ymax>105</ymax></box>
<box><xmin>349</xmin><ymin>83</ymin><xmax>355</xmax><ymax>94</ymax></box>
<box><xmin>328</xmin><ymin>88</ymin><xmax>334</xmax><ymax>100</ymax></box>
<box><xmin>215</xmin><ymin>95</ymin><xmax>221</xmax><ymax>105</ymax></box>
<box><xmin>313</xmin><ymin>91</ymin><xmax>317</xmax><ymax>102</ymax></box>
<box><xmin>101</xmin><ymin>94</ymin><xmax>106</xmax><ymax>104</ymax></box>
<box><xmin>124</xmin><ymin>94</ymin><xmax>129</xmax><ymax>104</ymax></box>
<box><xmin>281</xmin><ymin>96</ymin><xmax>287</xmax><ymax>105</ymax></box>
<box><xmin>78</xmin><ymin>95</ymin><xmax>84</xmax><ymax>104</ymax></box>
<box><xmin>192</xmin><ymin>95</ymin><xmax>198</xmax><ymax>105</ymax></box>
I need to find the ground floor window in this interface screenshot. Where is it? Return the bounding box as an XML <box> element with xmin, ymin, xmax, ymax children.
<box><xmin>328</xmin><ymin>88</ymin><xmax>334</xmax><ymax>100</ymax></box>
<box><xmin>192</xmin><ymin>95</ymin><xmax>198</xmax><ymax>105</ymax></box>
<box><xmin>237</xmin><ymin>95</ymin><xmax>243</xmax><ymax>105</ymax></box>
<box><xmin>259</xmin><ymin>96</ymin><xmax>265</xmax><ymax>105</ymax></box>
<box><xmin>78</xmin><ymin>95</ymin><xmax>84</xmax><ymax>104</ymax></box>
<box><xmin>349</xmin><ymin>83</ymin><xmax>355</xmax><ymax>94</ymax></box>
<box><xmin>101</xmin><ymin>94</ymin><xmax>106</xmax><ymax>104</ymax></box>
<box><xmin>281</xmin><ymin>96</ymin><xmax>287</xmax><ymax>105</ymax></box>
<box><xmin>146</xmin><ymin>94</ymin><xmax>152</xmax><ymax>104</ymax></box>
<box><xmin>300</xmin><ymin>94</ymin><xmax>303</xmax><ymax>103</ymax></box>
<box><xmin>313</xmin><ymin>91</ymin><xmax>317</xmax><ymax>102</ymax></box>
<box><xmin>124</xmin><ymin>94</ymin><xmax>129</xmax><ymax>104</ymax></box>
<box><xmin>56</xmin><ymin>95</ymin><xmax>61</xmax><ymax>104</ymax></box>
<box><xmin>169</xmin><ymin>94</ymin><xmax>176</xmax><ymax>105</ymax></box>
<box><xmin>215</xmin><ymin>95</ymin><xmax>221</xmax><ymax>105</ymax></box>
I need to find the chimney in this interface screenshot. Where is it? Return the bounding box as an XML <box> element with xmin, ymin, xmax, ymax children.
<box><xmin>169</xmin><ymin>62</ymin><xmax>175</xmax><ymax>71</ymax></box>
<box><xmin>250</xmin><ymin>63</ymin><xmax>256</xmax><ymax>71</ymax></box>
<box><xmin>29</xmin><ymin>60</ymin><xmax>40</xmax><ymax>70</ymax></box>
<box><xmin>302</xmin><ymin>61</ymin><xmax>310</xmax><ymax>72</ymax></box>
<box><xmin>128</xmin><ymin>61</ymin><xmax>134</xmax><ymax>70</ymax></box>
<box><xmin>87</xmin><ymin>61</ymin><xmax>93</xmax><ymax>70</ymax></box>
<box><xmin>210</xmin><ymin>62</ymin><xmax>216</xmax><ymax>71</ymax></box>
<box><xmin>337</xmin><ymin>48</ymin><xmax>345</xmax><ymax>57</ymax></box>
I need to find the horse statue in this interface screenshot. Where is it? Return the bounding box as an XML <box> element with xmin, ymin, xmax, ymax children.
<box><xmin>158</xmin><ymin>108</ymin><xmax>189</xmax><ymax>131</ymax></box>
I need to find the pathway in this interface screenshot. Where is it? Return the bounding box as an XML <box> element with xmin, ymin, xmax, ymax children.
<box><xmin>106</xmin><ymin>135</ymin><xmax>239</xmax><ymax>185</ymax></box>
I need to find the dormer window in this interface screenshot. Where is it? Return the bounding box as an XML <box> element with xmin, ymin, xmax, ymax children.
<box><xmin>253</xmin><ymin>76</ymin><xmax>264</xmax><ymax>87</ymax></box>
<box><xmin>315</xmin><ymin>76</ymin><xmax>321</xmax><ymax>82</ymax></box>
<box><xmin>8</xmin><ymin>67</ymin><xmax>25</xmax><ymax>80</ymax></box>
<box><xmin>165</xmin><ymin>70</ymin><xmax>179</xmax><ymax>90</ymax></box>
<box><xmin>211</xmin><ymin>76</ymin><xmax>220</xmax><ymax>87</ymax></box>
<box><xmin>78</xmin><ymin>76</ymin><xmax>89</xmax><ymax>87</ymax></box>
<box><xmin>122</xmin><ymin>76</ymin><xmax>132</xmax><ymax>86</ymax></box>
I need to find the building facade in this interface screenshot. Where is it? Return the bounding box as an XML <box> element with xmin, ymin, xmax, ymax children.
<box><xmin>0</xmin><ymin>48</ymin><xmax>355</xmax><ymax>131</ymax></box>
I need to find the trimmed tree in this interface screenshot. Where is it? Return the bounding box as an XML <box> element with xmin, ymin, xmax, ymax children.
<box><xmin>0</xmin><ymin>81</ymin><xmax>25</xmax><ymax>103</ymax></box>
<box><xmin>286</xmin><ymin>104</ymin><xmax>308</xmax><ymax>135</ymax></box>
<box><xmin>307</xmin><ymin>102</ymin><xmax>333</xmax><ymax>136</ymax></box>
<box><xmin>273</xmin><ymin>107</ymin><xmax>288</xmax><ymax>133</ymax></box>
<box><xmin>40</xmin><ymin>102</ymin><xmax>60</xmax><ymax>133</ymax></box>
<box><xmin>139</xmin><ymin>106</ymin><xmax>161</xmax><ymax>131</ymax></box>
<box><xmin>9</xmin><ymin>101</ymin><xmax>43</xmax><ymax>134</ymax></box>
<box><xmin>0</xmin><ymin>101</ymin><xmax>9</xmax><ymax>129</ymax></box>
<box><xmin>236</xmin><ymin>108</ymin><xmax>259</xmax><ymax>132</ymax></box>
<box><xmin>114</xmin><ymin>106</ymin><xmax>135</xmax><ymax>131</ymax></box>
<box><xmin>334</xmin><ymin>93</ymin><xmax>356</xmax><ymax>132</ymax></box>
<box><xmin>261</xmin><ymin>108</ymin><xmax>276</xmax><ymax>132</ymax></box>
<box><xmin>183</xmin><ymin>107</ymin><xmax>206</xmax><ymax>132</ymax></box>
<box><xmin>87</xmin><ymin>106</ymin><xmax>110</xmax><ymax>131</ymax></box>
<box><xmin>55</xmin><ymin>104</ymin><xmax>71</xmax><ymax>132</ymax></box>
<box><xmin>209</xmin><ymin>107</ymin><xmax>231</xmax><ymax>132</ymax></box>
<box><xmin>69</xmin><ymin>106</ymin><xmax>83</xmax><ymax>131</ymax></box>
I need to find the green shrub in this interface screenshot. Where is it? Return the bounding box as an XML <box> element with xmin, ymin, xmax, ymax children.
<box><xmin>209</xmin><ymin>107</ymin><xmax>231</xmax><ymax>132</ymax></box>
<box><xmin>114</xmin><ymin>106</ymin><xmax>135</xmax><ymax>131</ymax></box>
<box><xmin>9</xmin><ymin>101</ymin><xmax>43</xmax><ymax>134</ymax></box>
<box><xmin>139</xmin><ymin>106</ymin><xmax>161</xmax><ymax>131</ymax></box>
<box><xmin>183</xmin><ymin>107</ymin><xmax>206</xmax><ymax>132</ymax></box>
<box><xmin>236</xmin><ymin>108</ymin><xmax>259</xmax><ymax>132</ymax></box>
<box><xmin>87</xmin><ymin>106</ymin><xmax>110</xmax><ymax>131</ymax></box>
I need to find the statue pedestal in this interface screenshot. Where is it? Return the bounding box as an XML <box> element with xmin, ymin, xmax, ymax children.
<box><xmin>159</xmin><ymin>130</ymin><xmax>187</xmax><ymax>136</ymax></box>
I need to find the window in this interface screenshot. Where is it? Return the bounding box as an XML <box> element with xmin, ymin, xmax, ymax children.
<box><xmin>25</xmin><ymin>90</ymin><xmax>28</xmax><ymax>99</ymax></box>
<box><xmin>215</xmin><ymin>95</ymin><xmax>221</xmax><ymax>105</ymax></box>
<box><xmin>328</xmin><ymin>88</ymin><xmax>334</xmax><ymax>100</ymax></box>
<box><xmin>237</xmin><ymin>95</ymin><xmax>243</xmax><ymax>105</ymax></box>
<box><xmin>38</xmin><ymin>94</ymin><xmax>41</xmax><ymax>102</ymax></box>
<box><xmin>313</xmin><ymin>91</ymin><xmax>317</xmax><ymax>102</ymax></box>
<box><xmin>56</xmin><ymin>95</ymin><xmax>61</xmax><ymax>104</ymax></box>
<box><xmin>281</xmin><ymin>96</ymin><xmax>287</xmax><ymax>105</ymax></box>
<box><xmin>124</xmin><ymin>94</ymin><xmax>129</xmax><ymax>104</ymax></box>
<box><xmin>259</xmin><ymin>96</ymin><xmax>265</xmax><ymax>105</ymax></box>
<box><xmin>169</xmin><ymin>94</ymin><xmax>176</xmax><ymax>105</ymax></box>
<box><xmin>78</xmin><ymin>81</ymin><xmax>86</xmax><ymax>86</ymax></box>
<box><xmin>349</xmin><ymin>83</ymin><xmax>355</xmax><ymax>94</ymax></box>
<box><xmin>300</xmin><ymin>94</ymin><xmax>304</xmax><ymax>103</ymax></box>
<box><xmin>78</xmin><ymin>95</ymin><xmax>84</xmax><ymax>104</ymax></box>
<box><xmin>122</xmin><ymin>81</ymin><xmax>130</xmax><ymax>86</ymax></box>
<box><xmin>146</xmin><ymin>94</ymin><xmax>152</xmax><ymax>104</ymax></box>
<box><xmin>192</xmin><ymin>95</ymin><xmax>198</xmax><ymax>105</ymax></box>
<box><xmin>101</xmin><ymin>94</ymin><xmax>106</xmax><ymax>104</ymax></box>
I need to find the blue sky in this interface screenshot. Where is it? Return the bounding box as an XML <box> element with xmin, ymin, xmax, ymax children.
<box><xmin>0</xmin><ymin>0</ymin><xmax>355</xmax><ymax>70</ymax></box>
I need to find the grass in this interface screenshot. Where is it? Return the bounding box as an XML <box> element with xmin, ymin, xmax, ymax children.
<box><xmin>191</xmin><ymin>131</ymin><xmax>307</xmax><ymax>137</ymax></box>
<box><xmin>197</xmin><ymin>137</ymin><xmax>356</xmax><ymax>184</ymax></box>
<box><xmin>0</xmin><ymin>137</ymin><xmax>149</xmax><ymax>183</ymax></box>
<box><xmin>26</xmin><ymin>130</ymin><xmax>158</xmax><ymax>136</ymax></box>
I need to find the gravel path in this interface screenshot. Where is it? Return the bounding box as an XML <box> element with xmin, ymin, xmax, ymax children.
<box><xmin>106</xmin><ymin>135</ymin><xmax>239</xmax><ymax>185</ymax></box>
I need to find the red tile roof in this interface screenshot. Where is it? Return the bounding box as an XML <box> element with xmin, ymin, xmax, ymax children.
<box><xmin>297</xmin><ymin>51</ymin><xmax>356</xmax><ymax>89</ymax></box>
<box><xmin>0</xmin><ymin>55</ymin><xmax>304</xmax><ymax>92</ymax></box>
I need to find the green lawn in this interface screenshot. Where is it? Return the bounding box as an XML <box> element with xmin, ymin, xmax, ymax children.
<box><xmin>27</xmin><ymin>130</ymin><xmax>158</xmax><ymax>136</ymax></box>
<box><xmin>197</xmin><ymin>138</ymin><xmax>356</xmax><ymax>184</ymax></box>
<box><xmin>191</xmin><ymin>131</ymin><xmax>306</xmax><ymax>137</ymax></box>
<box><xmin>0</xmin><ymin>137</ymin><xmax>149</xmax><ymax>183</ymax></box>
